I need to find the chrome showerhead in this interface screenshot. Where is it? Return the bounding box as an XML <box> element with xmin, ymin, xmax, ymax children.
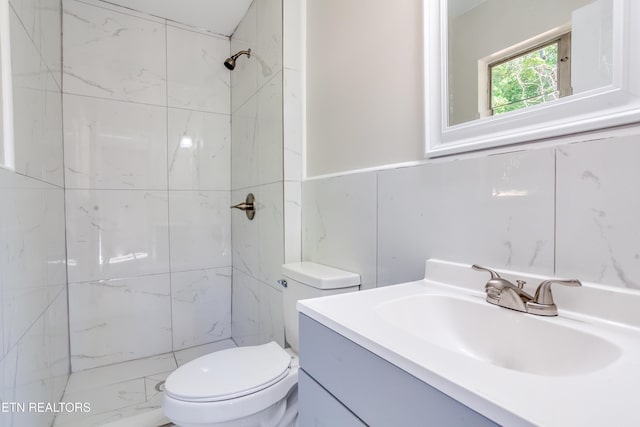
<box><xmin>224</xmin><ymin>49</ymin><xmax>251</xmax><ymax>71</ymax></box>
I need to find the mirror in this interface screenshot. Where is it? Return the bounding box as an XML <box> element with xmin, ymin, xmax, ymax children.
<box><xmin>425</xmin><ymin>0</ymin><xmax>640</xmax><ymax>156</ymax></box>
<box><xmin>448</xmin><ymin>0</ymin><xmax>612</xmax><ymax>126</ymax></box>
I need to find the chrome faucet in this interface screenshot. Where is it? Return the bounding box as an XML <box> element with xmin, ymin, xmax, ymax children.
<box><xmin>472</xmin><ymin>264</ymin><xmax>581</xmax><ymax>316</ymax></box>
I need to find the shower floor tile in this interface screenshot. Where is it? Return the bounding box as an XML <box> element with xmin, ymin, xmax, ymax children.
<box><xmin>54</xmin><ymin>339</ymin><xmax>236</xmax><ymax>427</ymax></box>
<box><xmin>64</xmin><ymin>353</ymin><xmax>177</xmax><ymax>395</ymax></box>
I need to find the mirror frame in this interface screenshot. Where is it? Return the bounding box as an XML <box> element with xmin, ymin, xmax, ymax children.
<box><xmin>425</xmin><ymin>0</ymin><xmax>640</xmax><ymax>157</ymax></box>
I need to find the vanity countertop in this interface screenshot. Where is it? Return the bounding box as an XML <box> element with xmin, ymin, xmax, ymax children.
<box><xmin>297</xmin><ymin>259</ymin><xmax>640</xmax><ymax>427</ymax></box>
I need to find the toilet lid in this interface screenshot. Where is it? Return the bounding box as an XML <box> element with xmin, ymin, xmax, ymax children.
<box><xmin>165</xmin><ymin>342</ymin><xmax>292</xmax><ymax>402</ymax></box>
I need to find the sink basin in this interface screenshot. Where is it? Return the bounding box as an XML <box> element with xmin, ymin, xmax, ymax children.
<box><xmin>299</xmin><ymin>259</ymin><xmax>640</xmax><ymax>426</ymax></box>
<box><xmin>375</xmin><ymin>294</ymin><xmax>621</xmax><ymax>376</ymax></box>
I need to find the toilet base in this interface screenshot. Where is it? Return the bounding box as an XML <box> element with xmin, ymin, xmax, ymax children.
<box><xmin>163</xmin><ymin>369</ymin><xmax>298</xmax><ymax>427</ymax></box>
<box><xmin>166</xmin><ymin>387</ymin><xmax>297</xmax><ymax>427</ymax></box>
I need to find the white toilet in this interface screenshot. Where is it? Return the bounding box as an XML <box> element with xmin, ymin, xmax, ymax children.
<box><xmin>162</xmin><ymin>262</ymin><xmax>360</xmax><ymax>427</ymax></box>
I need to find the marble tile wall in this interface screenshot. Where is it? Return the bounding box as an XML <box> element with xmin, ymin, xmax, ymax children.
<box><xmin>377</xmin><ymin>149</ymin><xmax>556</xmax><ymax>286</ymax></box>
<box><xmin>62</xmin><ymin>0</ymin><xmax>233</xmax><ymax>370</ymax></box>
<box><xmin>230</xmin><ymin>0</ymin><xmax>288</xmax><ymax>347</ymax></box>
<box><xmin>282</xmin><ymin>0</ymin><xmax>303</xmax><ymax>264</ymax></box>
<box><xmin>302</xmin><ymin>173</ymin><xmax>378</xmax><ymax>289</ymax></box>
<box><xmin>555</xmin><ymin>136</ymin><xmax>640</xmax><ymax>290</ymax></box>
<box><xmin>10</xmin><ymin>1</ymin><xmax>63</xmax><ymax>187</ymax></box>
<box><xmin>0</xmin><ymin>1</ymin><xmax>68</xmax><ymax>426</ymax></box>
<box><xmin>302</xmin><ymin>134</ymin><xmax>640</xmax><ymax>299</ymax></box>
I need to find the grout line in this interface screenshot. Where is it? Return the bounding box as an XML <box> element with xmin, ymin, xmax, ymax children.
<box><xmin>164</xmin><ymin>19</ymin><xmax>175</xmax><ymax>353</ymax></box>
<box><xmin>11</xmin><ymin>170</ymin><xmax>64</xmax><ymax>189</ymax></box>
<box><xmin>172</xmin><ymin>349</ymin><xmax>179</xmax><ymax>368</ymax></box>
<box><xmin>77</xmin><ymin>0</ymin><xmax>232</xmax><ymax>39</ymax></box>
<box><xmin>375</xmin><ymin>172</ymin><xmax>379</xmax><ymax>287</ymax></box>
<box><xmin>165</xmin><ymin>19</ymin><xmax>229</xmax><ymax>40</ymax></box>
<box><xmin>229</xmin><ymin>33</ymin><xmax>235</xmax><ymax>343</ymax></box>
<box><xmin>61</xmin><ymin>91</ymin><xmax>230</xmax><ymax>116</ymax></box>
<box><xmin>231</xmin><ymin>179</ymin><xmax>283</xmax><ymax>192</ymax></box>
<box><xmin>66</xmin><ymin>265</ymin><xmax>234</xmax><ymax>287</ymax></box>
<box><xmin>64</xmin><ymin>187</ymin><xmax>230</xmax><ymax>192</ymax></box>
<box><xmin>231</xmin><ymin>68</ymin><xmax>283</xmax><ymax>115</ymax></box>
<box><xmin>3</xmin><ymin>286</ymin><xmax>66</xmax><ymax>363</ymax></box>
<box><xmin>8</xmin><ymin>2</ymin><xmax>62</xmax><ymax>91</ymax></box>
<box><xmin>60</xmin><ymin>0</ymin><xmax>72</xmax><ymax>379</ymax></box>
<box><xmin>553</xmin><ymin>149</ymin><xmax>557</xmax><ymax>275</ymax></box>
<box><xmin>71</xmin><ymin>0</ymin><xmax>165</xmax><ymax>26</ymax></box>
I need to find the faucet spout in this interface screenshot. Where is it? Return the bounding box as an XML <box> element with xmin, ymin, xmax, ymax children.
<box><xmin>473</xmin><ymin>264</ymin><xmax>533</xmax><ymax>313</ymax></box>
<box><xmin>485</xmin><ymin>278</ymin><xmax>533</xmax><ymax>312</ymax></box>
<box><xmin>472</xmin><ymin>264</ymin><xmax>582</xmax><ymax>316</ymax></box>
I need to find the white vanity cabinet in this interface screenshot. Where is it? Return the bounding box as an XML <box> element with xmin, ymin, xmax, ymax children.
<box><xmin>298</xmin><ymin>314</ymin><xmax>498</xmax><ymax>427</ymax></box>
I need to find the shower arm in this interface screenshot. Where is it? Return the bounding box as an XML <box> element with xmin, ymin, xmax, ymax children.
<box><xmin>233</xmin><ymin>49</ymin><xmax>251</xmax><ymax>60</ymax></box>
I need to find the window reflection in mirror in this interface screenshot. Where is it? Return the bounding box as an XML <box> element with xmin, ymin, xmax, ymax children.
<box><xmin>447</xmin><ymin>0</ymin><xmax>613</xmax><ymax>126</ymax></box>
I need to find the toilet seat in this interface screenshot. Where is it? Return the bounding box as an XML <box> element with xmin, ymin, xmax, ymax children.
<box><xmin>165</xmin><ymin>342</ymin><xmax>292</xmax><ymax>403</ymax></box>
<box><xmin>163</xmin><ymin>343</ymin><xmax>299</xmax><ymax>426</ymax></box>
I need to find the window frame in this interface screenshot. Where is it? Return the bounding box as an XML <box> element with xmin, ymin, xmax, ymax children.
<box><xmin>487</xmin><ymin>32</ymin><xmax>571</xmax><ymax>116</ymax></box>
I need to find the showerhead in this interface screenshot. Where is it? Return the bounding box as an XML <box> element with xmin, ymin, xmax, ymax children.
<box><xmin>223</xmin><ymin>58</ymin><xmax>235</xmax><ymax>70</ymax></box>
<box><xmin>224</xmin><ymin>49</ymin><xmax>251</xmax><ymax>71</ymax></box>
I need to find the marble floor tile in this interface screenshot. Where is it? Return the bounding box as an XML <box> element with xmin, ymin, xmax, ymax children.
<box><xmin>64</xmin><ymin>353</ymin><xmax>176</xmax><ymax>394</ymax></box>
<box><xmin>101</xmin><ymin>407</ymin><xmax>168</xmax><ymax>427</ymax></box>
<box><xmin>54</xmin><ymin>393</ymin><xmax>165</xmax><ymax>427</ymax></box>
<box><xmin>143</xmin><ymin>371</ymin><xmax>173</xmax><ymax>402</ymax></box>
<box><xmin>55</xmin><ymin>378</ymin><xmax>147</xmax><ymax>425</ymax></box>
<box><xmin>55</xmin><ymin>339</ymin><xmax>237</xmax><ymax>426</ymax></box>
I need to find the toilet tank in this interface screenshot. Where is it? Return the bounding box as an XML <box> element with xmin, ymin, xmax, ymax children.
<box><xmin>281</xmin><ymin>262</ymin><xmax>360</xmax><ymax>353</ymax></box>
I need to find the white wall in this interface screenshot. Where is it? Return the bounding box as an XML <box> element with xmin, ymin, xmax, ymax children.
<box><xmin>305</xmin><ymin>0</ymin><xmax>425</xmax><ymax>177</ymax></box>
<box><xmin>0</xmin><ymin>1</ymin><xmax>68</xmax><ymax>425</ymax></box>
<box><xmin>62</xmin><ymin>0</ymin><xmax>232</xmax><ymax>371</ymax></box>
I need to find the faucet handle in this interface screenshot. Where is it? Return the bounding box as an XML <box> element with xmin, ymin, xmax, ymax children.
<box><xmin>472</xmin><ymin>264</ymin><xmax>501</xmax><ymax>279</ymax></box>
<box><xmin>527</xmin><ymin>279</ymin><xmax>582</xmax><ymax>316</ymax></box>
<box><xmin>533</xmin><ymin>279</ymin><xmax>582</xmax><ymax>305</ymax></box>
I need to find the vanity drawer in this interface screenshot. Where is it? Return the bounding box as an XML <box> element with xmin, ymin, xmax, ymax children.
<box><xmin>299</xmin><ymin>314</ymin><xmax>498</xmax><ymax>427</ymax></box>
<box><xmin>298</xmin><ymin>369</ymin><xmax>366</xmax><ymax>427</ymax></box>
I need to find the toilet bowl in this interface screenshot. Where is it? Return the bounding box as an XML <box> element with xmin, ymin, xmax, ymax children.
<box><xmin>162</xmin><ymin>262</ymin><xmax>360</xmax><ymax>427</ymax></box>
<box><xmin>163</xmin><ymin>342</ymin><xmax>298</xmax><ymax>427</ymax></box>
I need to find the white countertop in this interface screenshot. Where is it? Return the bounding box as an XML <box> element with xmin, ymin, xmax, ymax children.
<box><xmin>297</xmin><ymin>260</ymin><xmax>640</xmax><ymax>427</ymax></box>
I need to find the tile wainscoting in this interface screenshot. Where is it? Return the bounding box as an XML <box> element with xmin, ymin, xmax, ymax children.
<box><xmin>303</xmin><ymin>134</ymin><xmax>640</xmax><ymax>295</ymax></box>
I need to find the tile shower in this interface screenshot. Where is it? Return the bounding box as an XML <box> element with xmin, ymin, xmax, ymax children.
<box><xmin>2</xmin><ymin>0</ymin><xmax>294</xmax><ymax>424</ymax></box>
<box><xmin>62</xmin><ymin>0</ymin><xmax>233</xmax><ymax>371</ymax></box>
